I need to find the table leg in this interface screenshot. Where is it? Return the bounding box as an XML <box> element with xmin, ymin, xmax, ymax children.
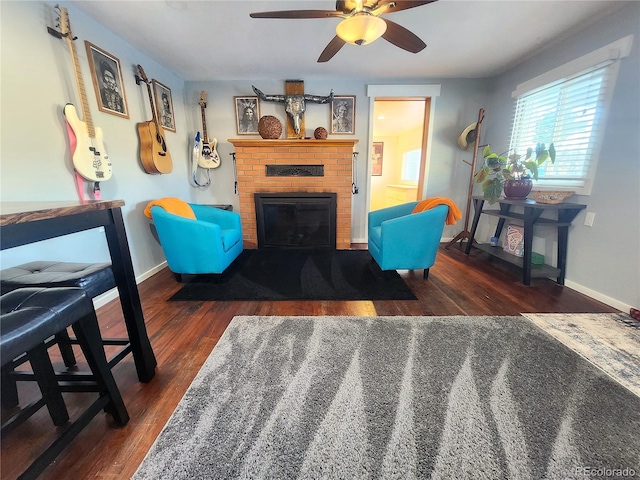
<box><xmin>104</xmin><ymin>208</ymin><xmax>156</xmax><ymax>382</ymax></box>
<box><xmin>555</xmin><ymin>208</ymin><xmax>582</xmax><ymax>286</ymax></box>
<box><xmin>557</xmin><ymin>225</ymin><xmax>569</xmax><ymax>285</ymax></box>
<box><xmin>522</xmin><ymin>208</ymin><xmax>535</xmax><ymax>285</ymax></box>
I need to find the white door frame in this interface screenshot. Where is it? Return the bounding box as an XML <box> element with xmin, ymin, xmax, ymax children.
<box><xmin>364</xmin><ymin>84</ymin><xmax>441</xmax><ymax>239</ymax></box>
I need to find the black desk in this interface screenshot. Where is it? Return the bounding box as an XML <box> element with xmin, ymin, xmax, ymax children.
<box><xmin>465</xmin><ymin>196</ymin><xmax>587</xmax><ymax>285</ymax></box>
<box><xmin>0</xmin><ymin>200</ymin><xmax>157</xmax><ymax>382</ymax></box>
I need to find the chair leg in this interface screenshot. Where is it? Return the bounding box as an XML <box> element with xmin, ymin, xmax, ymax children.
<box><xmin>55</xmin><ymin>328</ymin><xmax>77</xmax><ymax>367</ymax></box>
<box><xmin>72</xmin><ymin>312</ymin><xmax>129</xmax><ymax>426</ymax></box>
<box><xmin>423</xmin><ymin>268</ymin><xmax>430</xmax><ymax>280</ymax></box>
<box><xmin>1</xmin><ymin>329</ymin><xmax>75</xmax><ymax>411</ymax></box>
<box><xmin>1</xmin><ymin>366</ymin><xmax>19</xmax><ymax>409</ymax></box>
<box><xmin>28</xmin><ymin>343</ymin><xmax>69</xmax><ymax>427</ymax></box>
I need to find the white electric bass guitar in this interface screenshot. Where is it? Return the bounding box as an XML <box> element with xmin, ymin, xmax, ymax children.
<box><xmin>55</xmin><ymin>6</ymin><xmax>112</xmax><ymax>184</ymax></box>
<box><xmin>196</xmin><ymin>91</ymin><xmax>220</xmax><ymax>169</ymax></box>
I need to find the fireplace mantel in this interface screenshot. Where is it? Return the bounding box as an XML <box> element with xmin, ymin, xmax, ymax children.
<box><xmin>228</xmin><ymin>139</ymin><xmax>358</xmax><ymax>148</ymax></box>
<box><xmin>230</xmin><ymin>137</ymin><xmax>358</xmax><ymax>249</ymax></box>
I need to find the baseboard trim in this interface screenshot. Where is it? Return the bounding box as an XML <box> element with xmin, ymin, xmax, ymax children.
<box><xmin>93</xmin><ymin>261</ymin><xmax>168</xmax><ymax>310</ymax></box>
<box><xmin>563</xmin><ymin>279</ymin><xmax>629</xmax><ymax>314</ymax></box>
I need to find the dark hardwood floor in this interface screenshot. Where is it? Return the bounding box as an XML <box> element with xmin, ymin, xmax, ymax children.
<box><xmin>1</xmin><ymin>245</ymin><xmax>618</xmax><ymax>479</ymax></box>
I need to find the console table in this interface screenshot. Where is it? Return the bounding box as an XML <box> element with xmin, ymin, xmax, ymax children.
<box><xmin>0</xmin><ymin>200</ymin><xmax>157</xmax><ymax>382</ymax></box>
<box><xmin>464</xmin><ymin>196</ymin><xmax>587</xmax><ymax>285</ymax></box>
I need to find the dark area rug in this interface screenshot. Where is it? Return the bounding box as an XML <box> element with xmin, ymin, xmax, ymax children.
<box><xmin>169</xmin><ymin>249</ymin><xmax>417</xmax><ymax>301</ymax></box>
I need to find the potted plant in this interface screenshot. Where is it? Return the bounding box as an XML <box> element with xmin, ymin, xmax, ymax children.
<box><xmin>474</xmin><ymin>143</ymin><xmax>556</xmax><ymax>204</ymax></box>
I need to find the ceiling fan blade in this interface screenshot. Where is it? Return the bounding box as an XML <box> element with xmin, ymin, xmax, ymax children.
<box><xmin>382</xmin><ymin>19</ymin><xmax>426</xmax><ymax>53</ymax></box>
<box><xmin>317</xmin><ymin>36</ymin><xmax>347</xmax><ymax>63</ymax></box>
<box><xmin>375</xmin><ymin>1</ymin><xmax>438</xmax><ymax>14</ymax></box>
<box><xmin>250</xmin><ymin>10</ymin><xmax>343</xmax><ymax>19</ymax></box>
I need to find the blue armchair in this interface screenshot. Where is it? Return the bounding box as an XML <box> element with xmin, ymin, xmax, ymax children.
<box><xmin>149</xmin><ymin>203</ymin><xmax>243</xmax><ymax>276</ymax></box>
<box><xmin>368</xmin><ymin>202</ymin><xmax>449</xmax><ymax>279</ymax></box>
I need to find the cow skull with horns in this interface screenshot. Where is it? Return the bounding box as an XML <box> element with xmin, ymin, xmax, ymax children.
<box><xmin>252</xmin><ymin>85</ymin><xmax>334</xmax><ymax>136</ymax></box>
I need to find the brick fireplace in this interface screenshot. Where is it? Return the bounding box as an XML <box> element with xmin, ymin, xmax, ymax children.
<box><xmin>228</xmin><ymin>138</ymin><xmax>358</xmax><ymax>249</ymax></box>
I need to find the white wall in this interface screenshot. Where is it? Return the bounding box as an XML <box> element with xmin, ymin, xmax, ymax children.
<box><xmin>0</xmin><ymin>1</ymin><xmax>194</xmax><ymax>279</ymax></box>
<box><xmin>484</xmin><ymin>2</ymin><xmax>640</xmax><ymax>312</ymax></box>
<box><xmin>1</xmin><ymin>1</ymin><xmax>636</xmax><ymax>312</ymax></box>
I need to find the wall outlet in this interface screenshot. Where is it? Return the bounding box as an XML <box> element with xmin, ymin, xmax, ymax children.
<box><xmin>584</xmin><ymin>212</ymin><xmax>596</xmax><ymax>227</ymax></box>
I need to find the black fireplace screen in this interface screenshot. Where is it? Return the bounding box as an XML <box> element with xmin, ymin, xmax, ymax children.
<box><xmin>254</xmin><ymin>193</ymin><xmax>337</xmax><ymax>248</ymax></box>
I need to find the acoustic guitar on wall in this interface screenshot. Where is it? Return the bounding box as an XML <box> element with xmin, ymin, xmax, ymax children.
<box><xmin>50</xmin><ymin>6</ymin><xmax>112</xmax><ymax>192</ymax></box>
<box><xmin>135</xmin><ymin>65</ymin><xmax>172</xmax><ymax>174</ymax></box>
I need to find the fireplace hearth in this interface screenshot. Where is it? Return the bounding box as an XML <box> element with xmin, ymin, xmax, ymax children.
<box><xmin>255</xmin><ymin>192</ymin><xmax>336</xmax><ymax>248</ymax></box>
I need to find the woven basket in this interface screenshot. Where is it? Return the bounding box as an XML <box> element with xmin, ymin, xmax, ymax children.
<box><xmin>314</xmin><ymin>127</ymin><xmax>328</xmax><ymax>139</ymax></box>
<box><xmin>532</xmin><ymin>190</ymin><xmax>574</xmax><ymax>204</ymax></box>
<box><xmin>258</xmin><ymin>116</ymin><xmax>282</xmax><ymax>139</ymax></box>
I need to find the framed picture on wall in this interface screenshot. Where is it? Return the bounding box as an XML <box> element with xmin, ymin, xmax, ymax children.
<box><xmin>85</xmin><ymin>41</ymin><xmax>129</xmax><ymax>118</ymax></box>
<box><xmin>331</xmin><ymin>95</ymin><xmax>355</xmax><ymax>134</ymax></box>
<box><xmin>235</xmin><ymin>96</ymin><xmax>260</xmax><ymax>135</ymax></box>
<box><xmin>372</xmin><ymin>142</ymin><xmax>384</xmax><ymax>175</ymax></box>
<box><xmin>153</xmin><ymin>80</ymin><xmax>176</xmax><ymax>132</ymax></box>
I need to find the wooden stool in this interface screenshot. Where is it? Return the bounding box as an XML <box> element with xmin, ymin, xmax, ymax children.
<box><xmin>1</xmin><ymin>287</ymin><xmax>129</xmax><ymax>480</ymax></box>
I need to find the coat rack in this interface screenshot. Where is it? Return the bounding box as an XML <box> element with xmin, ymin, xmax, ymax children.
<box><xmin>447</xmin><ymin>108</ymin><xmax>485</xmax><ymax>249</ymax></box>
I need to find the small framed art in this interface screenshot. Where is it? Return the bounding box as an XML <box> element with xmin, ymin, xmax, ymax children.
<box><xmin>372</xmin><ymin>142</ymin><xmax>384</xmax><ymax>175</ymax></box>
<box><xmin>85</xmin><ymin>41</ymin><xmax>129</xmax><ymax>118</ymax></box>
<box><xmin>153</xmin><ymin>80</ymin><xmax>176</xmax><ymax>132</ymax></box>
<box><xmin>331</xmin><ymin>95</ymin><xmax>355</xmax><ymax>134</ymax></box>
<box><xmin>235</xmin><ymin>96</ymin><xmax>260</xmax><ymax>135</ymax></box>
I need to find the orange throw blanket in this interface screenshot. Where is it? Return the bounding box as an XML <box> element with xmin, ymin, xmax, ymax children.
<box><xmin>144</xmin><ymin>197</ymin><xmax>196</xmax><ymax>219</ymax></box>
<box><xmin>411</xmin><ymin>197</ymin><xmax>462</xmax><ymax>225</ymax></box>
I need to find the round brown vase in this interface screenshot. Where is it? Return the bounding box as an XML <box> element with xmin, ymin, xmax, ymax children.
<box><xmin>503</xmin><ymin>179</ymin><xmax>533</xmax><ymax>199</ymax></box>
<box><xmin>258</xmin><ymin>116</ymin><xmax>282</xmax><ymax>139</ymax></box>
<box><xmin>314</xmin><ymin>127</ymin><xmax>328</xmax><ymax>139</ymax></box>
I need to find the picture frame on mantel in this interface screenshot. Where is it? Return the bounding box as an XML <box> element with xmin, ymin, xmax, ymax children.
<box><xmin>85</xmin><ymin>41</ymin><xmax>129</xmax><ymax>118</ymax></box>
<box><xmin>235</xmin><ymin>96</ymin><xmax>260</xmax><ymax>135</ymax></box>
<box><xmin>331</xmin><ymin>95</ymin><xmax>355</xmax><ymax>134</ymax></box>
<box><xmin>371</xmin><ymin>142</ymin><xmax>383</xmax><ymax>175</ymax></box>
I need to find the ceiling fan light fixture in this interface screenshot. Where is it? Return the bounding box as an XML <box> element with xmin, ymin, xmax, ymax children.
<box><xmin>336</xmin><ymin>14</ymin><xmax>387</xmax><ymax>46</ymax></box>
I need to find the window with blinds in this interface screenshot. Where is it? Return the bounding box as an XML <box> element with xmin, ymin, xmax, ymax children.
<box><xmin>509</xmin><ymin>35</ymin><xmax>632</xmax><ymax>195</ymax></box>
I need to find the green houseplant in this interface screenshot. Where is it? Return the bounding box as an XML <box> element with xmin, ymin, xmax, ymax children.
<box><xmin>474</xmin><ymin>143</ymin><xmax>556</xmax><ymax>204</ymax></box>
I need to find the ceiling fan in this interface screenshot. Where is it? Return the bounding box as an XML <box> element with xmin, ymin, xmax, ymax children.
<box><xmin>250</xmin><ymin>1</ymin><xmax>438</xmax><ymax>62</ymax></box>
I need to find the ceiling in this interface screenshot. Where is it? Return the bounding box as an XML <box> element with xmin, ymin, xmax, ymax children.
<box><xmin>374</xmin><ymin>99</ymin><xmax>426</xmax><ymax>136</ymax></box>
<box><xmin>72</xmin><ymin>1</ymin><xmax>627</xmax><ymax>82</ymax></box>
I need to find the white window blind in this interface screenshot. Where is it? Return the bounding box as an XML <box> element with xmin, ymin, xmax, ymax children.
<box><xmin>509</xmin><ymin>35</ymin><xmax>632</xmax><ymax>195</ymax></box>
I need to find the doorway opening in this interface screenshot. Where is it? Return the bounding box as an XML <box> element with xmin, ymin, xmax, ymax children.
<box><xmin>369</xmin><ymin>98</ymin><xmax>430</xmax><ymax>212</ymax></box>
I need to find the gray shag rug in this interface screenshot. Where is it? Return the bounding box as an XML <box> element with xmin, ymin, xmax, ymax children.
<box><xmin>133</xmin><ymin>315</ymin><xmax>640</xmax><ymax>479</ymax></box>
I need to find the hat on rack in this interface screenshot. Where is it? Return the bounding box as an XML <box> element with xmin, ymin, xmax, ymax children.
<box><xmin>457</xmin><ymin>123</ymin><xmax>478</xmax><ymax>151</ymax></box>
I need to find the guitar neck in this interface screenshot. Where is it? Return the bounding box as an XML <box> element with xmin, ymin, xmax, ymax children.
<box><xmin>65</xmin><ymin>35</ymin><xmax>95</xmax><ymax>138</ymax></box>
<box><xmin>145</xmin><ymin>82</ymin><xmax>161</xmax><ymax>131</ymax></box>
<box><xmin>200</xmin><ymin>106</ymin><xmax>209</xmax><ymax>143</ymax></box>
